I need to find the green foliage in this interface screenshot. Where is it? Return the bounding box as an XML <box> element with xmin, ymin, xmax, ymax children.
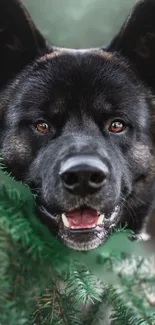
<box><xmin>28</xmin><ymin>284</ymin><xmax>83</xmax><ymax>325</ymax></box>
<box><xmin>0</xmin><ymin>163</ymin><xmax>155</xmax><ymax>325</ymax></box>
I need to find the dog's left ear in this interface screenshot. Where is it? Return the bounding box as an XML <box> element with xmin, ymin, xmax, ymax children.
<box><xmin>0</xmin><ymin>0</ymin><xmax>47</xmax><ymax>87</ymax></box>
<box><xmin>108</xmin><ymin>0</ymin><xmax>155</xmax><ymax>88</ymax></box>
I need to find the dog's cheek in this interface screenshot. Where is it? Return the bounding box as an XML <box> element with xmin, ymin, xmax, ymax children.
<box><xmin>130</xmin><ymin>142</ymin><xmax>154</xmax><ymax>172</ymax></box>
<box><xmin>130</xmin><ymin>142</ymin><xmax>155</xmax><ymax>195</ymax></box>
<box><xmin>2</xmin><ymin>135</ymin><xmax>33</xmax><ymax>167</ymax></box>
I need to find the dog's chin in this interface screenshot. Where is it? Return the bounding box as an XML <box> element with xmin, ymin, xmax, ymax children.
<box><xmin>38</xmin><ymin>205</ymin><xmax>121</xmax><ymax>251</ymax></box>
<box><xmin>59</xmin><ymin>226</ymin><xmax>108</xmax><ymax>251</ymax></box>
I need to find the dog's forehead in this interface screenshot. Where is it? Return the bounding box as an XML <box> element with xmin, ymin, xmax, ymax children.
<box><xmin>33</xmin><ymin>48</ymin><xmax>140</xmax><ymax>111</ymax></box>
<box><xmin>33</xmin><ymin>47</ymin><xmax>135</xmax><ymax>99</ymax></box>
<box><xmin>9</xmin><ymin>46</ymin><xmax>145</xmax><ymax>125</ymax></box>
<box><xmin>34</xmin><ymin>47</ymin><xmax>139</xmax><ymax>101</ymax></box>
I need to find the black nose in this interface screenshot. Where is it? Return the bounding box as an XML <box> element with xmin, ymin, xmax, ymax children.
<box><xmin>59</xmin><ymin>156</ymin><xmax>109</xmax><ymax>195</ymax></box>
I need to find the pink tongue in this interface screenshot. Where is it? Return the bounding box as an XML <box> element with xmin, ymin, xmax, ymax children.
<box><xmin>66</xmin><ymin>209</ymin><xmax>99</xmax><ymax>229</ymax></box>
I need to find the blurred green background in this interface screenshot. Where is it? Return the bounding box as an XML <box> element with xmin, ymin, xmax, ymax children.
<box><xmin>23</xmin><ymin>0</ymin><xmax>135</xmax><ymax>48</ymax></box>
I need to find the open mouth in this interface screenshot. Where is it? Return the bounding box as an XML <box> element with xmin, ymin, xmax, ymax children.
<box><xmin>38</xmin><ymin>205</ymin><xmax>120</xmax><ymax>251</ymax></box>
<box><xmin>61</xmin><ymin>207</ymin><xmax>120</xmax><ymax>231</ymax></box>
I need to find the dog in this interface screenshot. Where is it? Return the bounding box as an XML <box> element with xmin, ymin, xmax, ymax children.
<box><xmin>0</xmin><ymin>0</ymin><xmax>155</xmax><ymax>251</ymax></box>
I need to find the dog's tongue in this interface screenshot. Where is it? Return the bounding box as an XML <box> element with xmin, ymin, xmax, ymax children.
<box><xmin>66</xmin><ymin>209</ymin><xmax>99</xmax><ymax>229</ymax></box>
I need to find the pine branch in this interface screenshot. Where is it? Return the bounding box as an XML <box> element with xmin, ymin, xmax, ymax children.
<box><xmin>28</xmin><ymin>280</ymin><xmax>83</xmax><ymax>325</ymax></box>
<box><xmin>1</xmin><ymin>160</ymin><xmax>155</xmax><ymax>325</ymax></box>
<box><xmin>0</xmin><ymin>182</ymin><xmax>71</xmax><ymax>267</ymax></box>
<box><xmin>83</xmin><ymin>291</ymin><xmax>111</xmax><ymax>325</ymax></box>
<box><xmin>65</xmin><ymin>269</ymin><xmax>103</xmax><ymax>305</ymax></box>
<box><xmin>105</xmin><ymin>280</ymin><xmax>155</xmax><ymax>325</ymax></box>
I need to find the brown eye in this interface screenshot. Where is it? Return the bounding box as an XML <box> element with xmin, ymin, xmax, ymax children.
<box><xmin>108</xmin><ymin>120</ymin><xmax>126</xmax><ymax>133</ymax></box>
<box><xmin>36</xmin><ymin>122</ymin><xmax>49</xmax><ymax>133</ymax></box>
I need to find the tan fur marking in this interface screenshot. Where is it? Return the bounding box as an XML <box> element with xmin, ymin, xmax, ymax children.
<box><xmin>2</xmin><ymin>136</ymin><xmax>32</xmax><ymax>163</ymax></box>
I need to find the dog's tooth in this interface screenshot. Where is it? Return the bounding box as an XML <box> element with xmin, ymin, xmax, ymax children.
<box><xmin>61</xmin><ymin>214</ymin><xmax>70</xmax><ymax>228</ymax></box>
<box><xmin>97</xmin><ymin>214</ymin><xmax>105</xmax><ymax>224</ymax></box>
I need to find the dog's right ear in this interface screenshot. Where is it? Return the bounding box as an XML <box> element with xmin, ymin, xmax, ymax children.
<box><xmin>0</xmin><ymin>0</ymin><xmax>48</xmax><ymax>87</ymax></box>
<box><xmin>108</xmin><ymin>0</ymin><xmax>155</xmax><ymax>89</ymax></box>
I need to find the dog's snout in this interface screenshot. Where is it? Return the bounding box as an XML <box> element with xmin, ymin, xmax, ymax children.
<box><xmin>59</xmin><ymin>156</ymin><xmax>109</xmax><ymax>195</ymax></box>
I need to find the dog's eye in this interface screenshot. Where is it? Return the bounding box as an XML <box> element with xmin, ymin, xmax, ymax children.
<box><xmin>108</xmin><ymin>120</ymin><xmax>126</xmax><ymax>133</ymax></box>
<box><xmin>36</xmin><ymin>122</ymin><xmax>49</xmax><ymax>133</ymax></box>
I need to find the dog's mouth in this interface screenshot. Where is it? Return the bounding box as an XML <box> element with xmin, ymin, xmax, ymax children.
<box><xmin>61</xmin><ymin>207</ymin><xmax>119</xmax><ymax>230</ymax></box>
<box><xmin>38</xmin><ymin>205</ymin><xmax>121</xmax><ymax>251</ymax></box>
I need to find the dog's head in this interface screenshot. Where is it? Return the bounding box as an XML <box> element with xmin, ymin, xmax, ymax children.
<box><xmin>1</xmin><ymin>0</ymin><xmax>155</xmax><ymax>250</ymax></box>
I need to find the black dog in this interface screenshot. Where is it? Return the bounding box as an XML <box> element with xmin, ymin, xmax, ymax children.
<box><xmin>0</xmin><ymin>0</ymin><xmax>155</xmax><ymax>251</ymax></box>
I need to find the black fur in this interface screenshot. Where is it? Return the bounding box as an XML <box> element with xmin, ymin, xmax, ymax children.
<box><xmin>1</xmin><ymin>0</ymin><xmax>155</xmax><ymax>250</ymax></box>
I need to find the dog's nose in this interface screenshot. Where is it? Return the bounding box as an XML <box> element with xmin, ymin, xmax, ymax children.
<box><xmin>59</xmin><ymin>156</ymin><xmax>109</xmax><ymax>195</ymax></box>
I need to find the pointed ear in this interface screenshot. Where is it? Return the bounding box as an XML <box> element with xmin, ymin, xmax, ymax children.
<box><xmin>108</xmin><ymin>0</ymin><xmax>155</xmax><ymax>88</ymax></box>
<box><xmin>0</xmin><ymin>0</ymin><xmax>47</xmax><ymax>87</ymax></box>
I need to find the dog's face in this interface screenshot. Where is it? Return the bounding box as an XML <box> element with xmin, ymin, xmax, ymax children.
<box><xmin>1</xmin><ymin>0</ymin><xmax>155</xmax><ymax>250</ymax></box>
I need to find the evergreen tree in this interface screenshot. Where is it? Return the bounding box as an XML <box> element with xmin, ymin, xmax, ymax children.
<box><xmin>0</xmin><ymin>161</ymin><xmax>155</xmax><ymax>325</ymax></box>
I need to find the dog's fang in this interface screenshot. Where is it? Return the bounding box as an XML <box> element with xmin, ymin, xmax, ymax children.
<box><xmin>61</xmin><ymin>214</ymin><xmax>70</xmax><ymax>227</ymax></box>
<box><xmin>97</xmin><ymin>214</ymin><xmax>105</xmax><ymax>225</ymax></box>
